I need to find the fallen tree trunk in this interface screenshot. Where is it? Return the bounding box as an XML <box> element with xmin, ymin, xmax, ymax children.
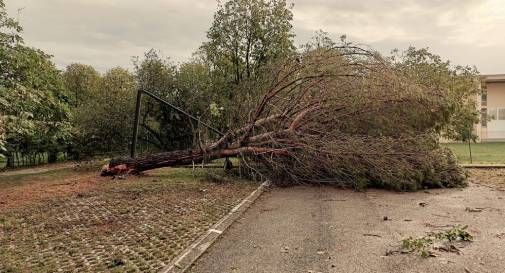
<box><xmin>102</xmin><ymin>146</ymin><xmax>289</xmax><ymax>176</ymax></box>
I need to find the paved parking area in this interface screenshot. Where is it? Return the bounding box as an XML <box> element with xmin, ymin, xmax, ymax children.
<box><xmin>189</xmin><ymin>182</ymin><xmax>505</xmax><ymax>273</ymax></box>
<box><xmin>0</xmin><ymin>168</ymin><xmax>257</xmax><ymax>273</ymax></box>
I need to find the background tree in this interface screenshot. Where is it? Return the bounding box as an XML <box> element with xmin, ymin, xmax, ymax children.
<box><xmin>199</xmin><ymin>0</ymin><xmax>295</xmax><ymax>128</ymax></box>
<box><xmin>72</xmin><ymin>68</ymin><xmax>136</xmax><ymax>156</ymax></box>
<box><xmin>1</xmin><ymin>0</ymin><xmax>72</xmax><ymax>165</ymax></box>
<box><xmin>63</xmin><ymin>63</ymin><xmax>101</xmax><ymax>106</ymax></box>
<box><xmin>132</xmin><ymin>50</ymin><xmax>224</xmax><ymax>153</ymax></box>
<box><xmin>391</xmin><ymin>47</ymin><xmax>481</xmax><ymax>142</ymax></box>
<box><xmin>133</xmin><ymin>50</ymin><xmax>193</xmax><ymax>152</ymax></box>
<box><xmin>201</xmin><ymin>0</ymin><xmax>295</xmax><ymax>84</ymax></box>
<box><xmin>0</xmin><ymin>0</ymin><xmax>22</xmax><ymax>46</ymax></box>
<box><xmin>62</xmin><ymin>63</ymin><xmax>101</xmax><ymax>159</ymax></box>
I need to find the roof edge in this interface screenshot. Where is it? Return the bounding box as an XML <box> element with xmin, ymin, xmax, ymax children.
<box><xmin>482</xmin><ymin>74</ymin><xmax>505</xmax><ymax>83</ymax></box>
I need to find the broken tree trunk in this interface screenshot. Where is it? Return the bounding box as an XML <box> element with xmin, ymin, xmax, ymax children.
<box><xmin>101</xmin><ymin>146</ymin><xmax>288</xmax><ymax>176</ymax></box>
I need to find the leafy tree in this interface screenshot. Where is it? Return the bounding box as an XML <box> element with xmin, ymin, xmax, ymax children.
<box><xmin>62</xmin><ymin>63</ymin><xmax>101</xmax><ymax>159</ymax></box>
<box><xmin>63</xmin><ymin>63</ymin><xmax>101</xmax><ymax>106</ymax></box>
<box><xmin>0</xmin><ymin>0</ymin><xmax>22</xmax><ymax>47</ymax></box>
<box><xmin>133</xmin><ymin>50</ymin><xmax>215</xmax><ymax>151</ymax></box>
<box><xmin>391</xmin><ymin>47</ymin><xmax>480</xmax><ymax>141</ymax></box>
<box><xmin>0</xmin><ymin>0</ymin><xmax>71</xmax><ymax>164</ymax></box>
<box><xmin>197</xmin><ymin>0</ymin><xmax>296</xmax><ymax>129</ymax></box>
<box><xmin>175</xmin><ymin>59</ymin><xmax>227</xmax><ymax>146</ymax></box>
<box><xmin>133</xmin><ymin>50</ymin><xmax>189</xmax><ymax>152</ymax></box>
<box><xmin>176</xmin><ymin>60</ymin><xmax>214</xmax><ymax>117</ymax></box>
<box><xmin>200</xmin><ymin>0</ymin><xmax>295</xmax><ymax>86</ymax></box>
<box><xmin>73</xmin><ymin>67</ymin><xmax>136</xmax><ymax>156</ymax></box>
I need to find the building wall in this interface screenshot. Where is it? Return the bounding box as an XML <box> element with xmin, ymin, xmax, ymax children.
<box><xmin>474</xmin><ymin>90</ymin><xmax>486</xmax><ymax>141</ymax></box>
<box><xmin>485</xmin><ymin>82</ymin><xmax>505</xmax><ymax>140</ymax></box>
<box><xmin>476</xmin><ymin>82</ymin><xmax>505</xmax><ymax>141</ymax></box>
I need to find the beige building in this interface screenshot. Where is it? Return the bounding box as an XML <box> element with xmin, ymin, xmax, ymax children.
<box><xmin>475</xmin><ymin>74</ymin><xmax>505</xmax><ymax>141</ymax></box>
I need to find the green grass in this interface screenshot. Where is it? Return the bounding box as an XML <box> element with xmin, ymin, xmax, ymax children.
<box><xmin>442</xmin><ymin>142</ymin><xmax>505</xmax><ymax>164</ymax></box>
<box><xmin>0</xmin><ymin>164</ymin><xmax>241</xmax><ymax>190</ymax></box>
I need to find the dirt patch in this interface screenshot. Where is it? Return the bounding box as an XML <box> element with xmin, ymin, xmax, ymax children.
<box><xmin>0</xmin><ymin>162</ymin><xmax>74</xmax><ymax>176</ymax></box>
<box><xmin>0</xmin><ymin>171</ymin><xmax>101</xmax><ymax>212</ymax></box>
<box><xmin>467</xmin><ymin>168</ymin><xmax>505</xmax><ymax>190</ymax></box>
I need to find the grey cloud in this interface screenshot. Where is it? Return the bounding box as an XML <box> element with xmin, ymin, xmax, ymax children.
<box><xmin>7</xmin><ymin>0</ymin><xmax>504</xmax><ymax>74</ymax></box>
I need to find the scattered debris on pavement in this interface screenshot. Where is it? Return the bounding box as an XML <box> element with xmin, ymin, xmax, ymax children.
<box><xmin>395</xmin><ymin>225</ymin><xmax>473</xmax><ymax>258</ymax></box>
<box><xmin>465</xmin><ymin>207</ymin><xmax>484</xmax><ymax>212</ymax></box>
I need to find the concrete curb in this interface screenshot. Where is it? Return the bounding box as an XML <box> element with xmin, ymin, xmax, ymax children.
<box><xmin>461</xmin><ymin>164</ymin><xmax>505</xmax><ymax>168</ymax></box>
<box><xmin>159</xmin><ymin>180</ymin><xmax>271</xmax><ymax>273</ymax></box>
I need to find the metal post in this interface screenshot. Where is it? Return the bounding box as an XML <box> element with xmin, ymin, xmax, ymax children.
<box><xmin>131</xmin><ymin>89</ymin><xmax>143</xmax><ymax>158</ymax></box>
<box><xmin>468</xmin><ymin>126</ymin><xmax>473</xmax><ymax>164</ymax></box>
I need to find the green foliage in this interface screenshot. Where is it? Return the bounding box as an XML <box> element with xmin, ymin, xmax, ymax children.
<box><xmin>402</xmin><ymin>236</ymin><xmax>434</xmax><ymax>258</ymax></box>
<box><xmin>0</xmin><ymin>1</ymin><xmax>71</xmax><ymax>162</ymax></box>
<box><xmin>63</xmin><ymin>63</ymin><xmax>101</xmax><ymax>106</ymax></box>
<box><xmin>435</xmin><ymin>225</ymin><xmax>473</xmax><ymax>242</ymax></box>
<box><xmin>0</xmin><ymin>0</ymin><xmax>22</xmax><ymax>47</ymax></box>
<box><xmin>201</xmin><ymin>0</ymin><xmax>295</xmax><ymax>84</ymax></box>
<box><xmin>177</xmin><ymin>59</ymin><xmax>231</xmax><ymax>132</ymax></box>
<box><xmin>72</xmin><ymin>67</ymin><xmax>136</xmax><ymax>156</ymax></box>
<box><xmin>198</xmin><ymin>0</ymin><xmax>295</xmax><ymax>128</ymax></box>
<box><xmin>391</xmin><ymin>47</ymin><xmax>480</xmax><ymax>142</ymax></box>
<box><xmin>133</xmin><ymin>50</ymin><xmax>194</xmax><ymax>152</ymax></box>
<box><xmin>402</xmin><ymin>225</ymin><xmax>473</xmax><ymax>257</ymax></box>
<box><xmin>63</xmin><ymin>63</ymin><xmax>101</xmax><ymax>158</ymax></box>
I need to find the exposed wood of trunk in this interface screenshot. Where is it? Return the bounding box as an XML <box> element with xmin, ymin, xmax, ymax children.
<box><xmin>101</xmin><ymin>146</ymin><xmax>288</xmax><ymax>176</ymax></box>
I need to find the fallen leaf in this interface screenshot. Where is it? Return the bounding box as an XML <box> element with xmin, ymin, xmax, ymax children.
<box><xmin>281</xmin><ymin>246</ymin><xmax>290</xmax><ymax>253</ymax></box>
<box><xmin>465</xmin><ymin>207</ymin><xmax>483</xmax><ymax>213</ymax></box>
<box><xmin>363</xmin><ymin>233</ymin><xmax>382</xmax><ymax>238</ymax></box>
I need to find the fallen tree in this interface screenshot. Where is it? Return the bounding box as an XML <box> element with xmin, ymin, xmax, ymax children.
<box><xmin>102</xmin><ymin>45</ymin><xmax>467</xmax><ymax>191</ymax></box>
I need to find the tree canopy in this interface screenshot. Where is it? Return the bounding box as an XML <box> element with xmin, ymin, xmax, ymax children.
<box><xmin>1</xmin><ymin>0</ymin><xmax>71</xmax><ymax>162</ymax></box>
<box><xmin>69</xmin><ymin>67</ymin><xmax>136</xmax><ymax>157</ymax></box>
<box><xmin>391</xmin><ymin>47</ymin><xmax>480</xmax><ymax>141</ymax></box>
<box><xmin>200</xmin><ymin>0</ymin><xmax>295</xmax><ymax>85</ymax></box>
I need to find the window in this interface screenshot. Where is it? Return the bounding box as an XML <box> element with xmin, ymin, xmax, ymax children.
<box><xmin>481</xmin><ymin>90</ymin><xmax>487</xmax><ymax>107</ymax></box>
<box><xmin>488</xmin><ymin>108</ymin><xmax>497</xmax><ymax>120</ymax></box>
<box><xmin>482</xmin><ymin>109</ymin><xmax>488</xmax><ymax>127</ymax></box>
<box><xmin>499</xmin><ymin>108</ymin><xmax>505</xmax><ymax>120</ymax></box>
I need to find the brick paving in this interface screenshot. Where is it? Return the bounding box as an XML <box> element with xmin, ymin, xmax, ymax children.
<box><xmin>0</xmin><ymin>169</ymin><xmax>257</xmax><ymax>273</ymax></box>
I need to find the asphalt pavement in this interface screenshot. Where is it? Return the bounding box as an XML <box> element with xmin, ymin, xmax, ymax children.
<box><xmin>189</xmin><ymin>184</ymin><xmax>505</xmax><ymax>273</ymax></box>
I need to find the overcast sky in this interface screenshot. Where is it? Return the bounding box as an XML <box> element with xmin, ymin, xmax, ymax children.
<box><xmin>6</xmin><ymin>0</ymin><xmax>505</xmax><ymax>74</ymax></box>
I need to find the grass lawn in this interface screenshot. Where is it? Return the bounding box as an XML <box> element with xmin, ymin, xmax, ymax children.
<box><xmin>442</xmin><ymin>142</ymin><xmax>505</xmax><ymax>164</ymax></box>
<box><xmin>0</xmin><ymin>166</ymin><xmax>258</xmax><ymax>273</ymax></box>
